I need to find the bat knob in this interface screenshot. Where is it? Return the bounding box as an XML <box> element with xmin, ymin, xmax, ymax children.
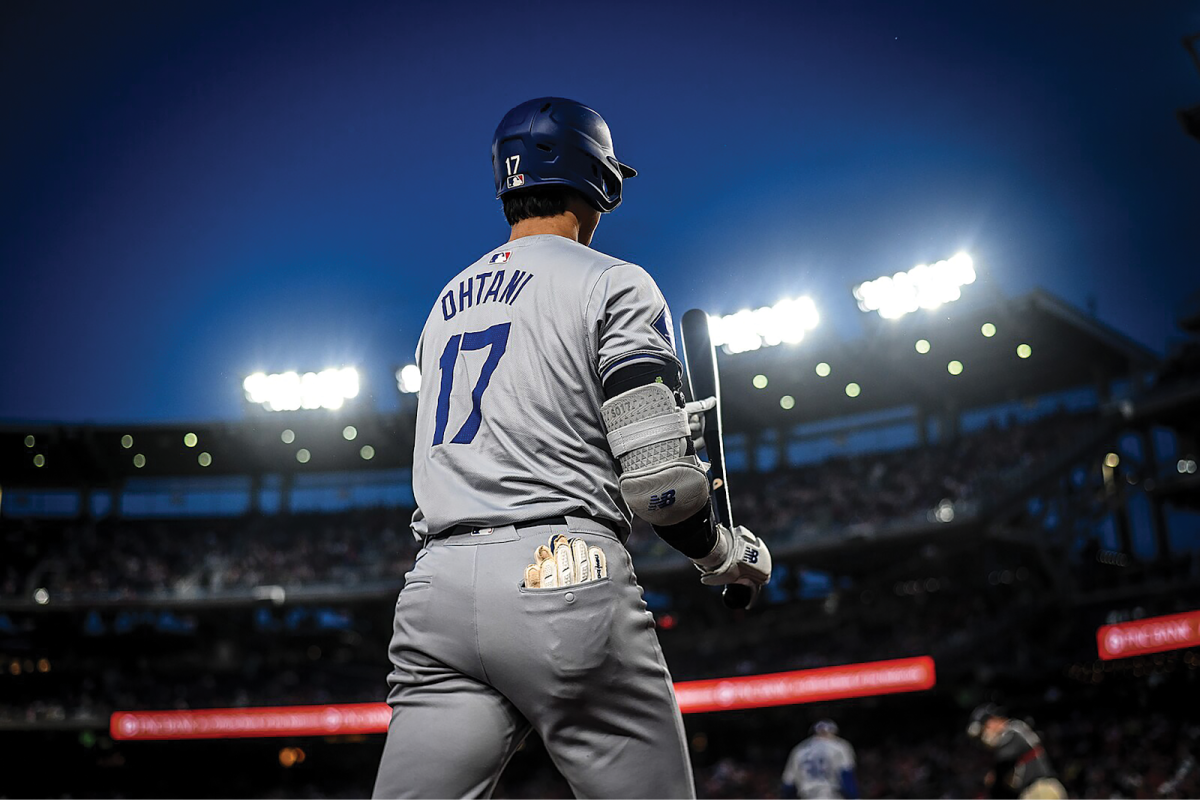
<box><xmin>722</xmin><ymin>583</ymin><xmax>755</xmax><ymax>610</ymax></box>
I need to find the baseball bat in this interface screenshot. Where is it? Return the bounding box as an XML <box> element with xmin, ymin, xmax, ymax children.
<box><xmin>680</xmin><ymin>308</ymin><xmax>754</xmax><ymax>610</ymax></box>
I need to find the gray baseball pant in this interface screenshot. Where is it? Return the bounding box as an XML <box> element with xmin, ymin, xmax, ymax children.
<box><xmin>371</xmin><ymin>516</ymin><xmax>695</xmax><ymax>799</ymax></box>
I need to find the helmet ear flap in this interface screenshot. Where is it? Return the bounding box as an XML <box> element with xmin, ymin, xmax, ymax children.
<box><xmin>600</xmin><ymin>165</ymin><xmax>620</xmax><ymax>202</ymax></box>
<box><xmin>585</xmin><ymin>157</ymin><xmax>621</xmax><ymax>207</ymax></box>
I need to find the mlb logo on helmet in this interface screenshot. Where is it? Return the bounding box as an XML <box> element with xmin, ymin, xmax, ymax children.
<box><xmin>490</xmin><ymin>251</ymin><xmax>511</xmax><ymax>264</ymax></box>
<box><xmin>506</xmin><ymin>174</ymin><xmax>525</xmax><ymax>189</ymax></box>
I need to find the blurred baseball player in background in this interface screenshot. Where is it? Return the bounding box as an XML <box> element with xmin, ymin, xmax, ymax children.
<box><xmin>968</xmin><ymin>704</ymin><xmax>1068</xmax><ymax>799</ymax></box>
<box><xmin>781</xmin><ymin>719</ymin><xmax>859</xmax><ymax>799</ymax></box>
<box><xmin>371</xmin><ymin>97</ymin><xmax>772</xmax><ymax>798</ymax></box>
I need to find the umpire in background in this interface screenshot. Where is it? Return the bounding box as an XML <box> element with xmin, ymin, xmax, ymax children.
<box><xmin>968</xmin><ymin>704</ymin><xmax>1068</xmax><ymax>799</ymax></box>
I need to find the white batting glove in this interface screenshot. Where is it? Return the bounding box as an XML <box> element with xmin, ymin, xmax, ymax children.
<box><xmin>683</xmin><ymin>395</ymin><xmax>716</xmax><ymax>452</ymax></box>
<box><xmin>693</xmin><ymin>524</ymin><xmax>772</xmax><ymax>588</ymax></box>
<box><xmin>523</xmin><ymin>537</ymin><xmax>608</xmax><ymax>589</ymax></box>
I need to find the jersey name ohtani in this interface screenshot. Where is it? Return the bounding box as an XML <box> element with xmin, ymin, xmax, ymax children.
<box><xmin>441</xmin><ymin>269</ymin><xmax>535</xmax><ymax>320</ymax></box>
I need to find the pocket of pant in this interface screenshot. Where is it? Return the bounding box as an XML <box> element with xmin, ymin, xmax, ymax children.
<box><xmin>394</xmin><ymin>578</ymin><xmax>432</xmax><ymax>620</ymax></box>
<box><xmin>399</xmin><ymin>577</ymin><xmax>431</xmax><ymax>597</ymax></box>
<box><xmin>518</xmin><ymin>577</ymin><xmax>616</xmax><ymax>677</ymax></box>
<box><xmin>387</xmin><ymin>578</ymin><xmax>433</xmax><ymax>679</ymax></box>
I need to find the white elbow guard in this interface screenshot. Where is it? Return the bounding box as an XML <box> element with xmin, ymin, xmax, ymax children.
<box><xmin>601</xmin><ymin>382</ymin><xmax>710</xmax><ymax>526</ymax></box>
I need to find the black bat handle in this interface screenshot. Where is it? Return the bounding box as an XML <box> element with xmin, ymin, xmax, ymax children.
<box><xmin>680</xmin><ymin>309</ymin><xmax>753</xmax><ymax>610</ymax></box>
<box><xmin>722</xmin><ymin>583</ymin><xmax>754</xmax><ymax>608</ymax></box>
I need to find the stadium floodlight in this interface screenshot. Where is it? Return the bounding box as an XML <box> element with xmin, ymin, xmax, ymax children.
<box><xmin>396</xmin><ymin>364</ymin><xmax>422</xmax><ymax>394</ymax></box>
<box><xmin>243</xmin><ymin>367</ymin><xmax>360</xmax><ymax>411</ymax></box>
<box><xmin>853</xmin><ymin>252</ymin><xmax>976</xmax><ymax>320</ymax></box>
<box><xmin>707</xmin><ymin>296</ymin><xmax>819</xmax><ymax>354</ymax></box>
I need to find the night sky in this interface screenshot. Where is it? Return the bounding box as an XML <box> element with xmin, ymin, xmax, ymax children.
<box><xmin>2</xmin><ymin>0</ymin><xmax>1198</xmax><ymax>424</ymax></box>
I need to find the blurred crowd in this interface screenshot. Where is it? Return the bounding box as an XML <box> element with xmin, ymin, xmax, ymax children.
<box><xmin>2</xmin><ymin>508</ymin><xmax>417</xmax><ymax>601</ymax></box>
<box><xmin>24</xmin><ymin>704</ymin><xmax>1196</xmax><ymax>799</ymax></box>
<box><xmin>9</xmin><ymin>403</ymin><xmax>1200</xmax><ymax>800</ymax></box>
<box><xmin>2</xmin><ymin>662</ymin><xmax>384</xmax><ymax>727</ymax></box>
<box><xmin>685</xmin><ymin>709</ymin><xmax>1200</xmax><ymax>799</ymax></box>
<box><xmin>626</xmin><ymin>410</ymin><xmax>1098</xmax><ymax>559</ymax></box>
<box><xmin>2</xmin><ymin>410</ymin><xmax>1098</xmax><ymax>601</ymax></box>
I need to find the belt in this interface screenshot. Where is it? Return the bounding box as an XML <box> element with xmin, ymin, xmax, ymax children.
<box><xmin>443</xmin><ymin>515</ymin><xmax>617</xmax><ymax>538</ymax></box>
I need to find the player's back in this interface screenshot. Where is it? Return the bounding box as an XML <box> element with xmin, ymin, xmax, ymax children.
<box><xmin>410</xmin><ymin>234</ymin><xmax>662</xmax><ymax>538</ymax></box>
<box><xmin>784</xmin><ymin>736</ymin><xmax>856</xmax><ymax>799</ymax></box>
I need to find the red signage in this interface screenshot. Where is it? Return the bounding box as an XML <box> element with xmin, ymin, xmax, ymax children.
<box><xmin>111</xmin><ymin>656</ymin><xmax>937</xmax><ymax>741</ymax></box>
<box><xmin>111</xmin><ymin>703</ymin><xmax>392</xmax><ymax>741</ymax></box>
<box><xmin>673</xmin><ymin>656</ymin><xmax>936</xmax><ymax>714</ymax></box>
<box><xmin>1096</xmin><ymin>609</ymin><xmax>1200</xmax><ymax>660</ymax></box>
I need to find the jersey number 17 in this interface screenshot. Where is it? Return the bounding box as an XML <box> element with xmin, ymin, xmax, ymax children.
<box><xmin>431</xmin><ymin>322</ymin><xmax>511</xmax><ymax>447</ymax></box>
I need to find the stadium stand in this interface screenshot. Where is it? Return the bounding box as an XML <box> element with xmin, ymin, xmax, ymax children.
<box><xmin>2</xmin><ymin>289</ymin><xmax>1198</xmax><ymax>798</ymax></box>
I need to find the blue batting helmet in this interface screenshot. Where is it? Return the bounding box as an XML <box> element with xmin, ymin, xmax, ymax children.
<box><xmin>492</xmin><ymin>97</ymin><xmax>637</xmax><ymax>213</ymax></box>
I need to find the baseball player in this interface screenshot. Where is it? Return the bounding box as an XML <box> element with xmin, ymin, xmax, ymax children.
<box><xmin>968</xmin><ymin>704</ymin><xmax>1067</xmax><ymax>799</ymax></box>
<box><xmin>781</xmin><ymin>720</ymin><xmax>859</xmax><ymax>799</ymax></box>
<box><xmin>371</xmin><ymin>97</ymin><xmax>772</xmax><ymax>799</ymax></box>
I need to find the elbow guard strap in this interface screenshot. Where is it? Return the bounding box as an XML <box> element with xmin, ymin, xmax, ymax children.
<box><xmin>601</xmin><ymin>382</ymin><xmax>710</xmax><ymax>526</ymax></box>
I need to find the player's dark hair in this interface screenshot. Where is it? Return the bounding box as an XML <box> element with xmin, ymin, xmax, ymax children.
<box><xmin>502</xmin><ymin>185</ymin><xmax>590</xmax><ymax>226</ymax></box>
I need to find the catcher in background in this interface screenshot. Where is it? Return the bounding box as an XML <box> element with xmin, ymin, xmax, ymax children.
<box><xmin>781</xmin><ymin>719</ymin><xmax>859</xmax><ymax>799</ymax></box>
<box><xmin>968</xmin><ymin>704</ymin><xmax>1068</xmax><ymax>799</ymax></box>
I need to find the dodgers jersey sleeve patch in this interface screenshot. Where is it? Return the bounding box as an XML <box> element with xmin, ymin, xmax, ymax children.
<box><xmin>652</xmin><ymin>305</ymin><xmax>674</xmax><ymax>349</ymax></box>
<box><xmin>592</xmin><ymin>263</ymin><xmax>681</xmax><ymax>381</ymax></box>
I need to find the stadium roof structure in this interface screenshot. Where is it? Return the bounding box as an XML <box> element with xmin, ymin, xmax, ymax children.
<box><xmin>0</xmin><ymin>413</ymin><xmax>416</xmax><ymax>487</ymax></box>
<box><xmin>0</xmin><ymin>289</ymin><xmax>1157</xmax><ymax>488</ymax></box>
<box><xmin>713</xmin><ymin>289</ymin><xmax>1159</xmax><ymax>435</ymax></box>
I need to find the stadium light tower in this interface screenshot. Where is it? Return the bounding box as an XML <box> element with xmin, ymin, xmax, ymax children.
<box><xmin>852</xmin><ymin>253</ymin><xmax>976</xmax><ymax>320</ymax></box>
<box><xmin>707</xmin><ymin>296</ymin><xmax>820</xmax><ymax>354</ymax></box>
<box><xmin>242</xmin><ymin>368</ymin><xmax>361</xmax><ymax>412</ymax></box>
<box><xmin>396</xmin><ymin>364</ymin><xmax>421</xmax><ymax>394</ymax></box>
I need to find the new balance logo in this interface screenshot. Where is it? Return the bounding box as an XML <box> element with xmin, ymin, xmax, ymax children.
<box><xmin>648</xmin><ymin>490</ymin><xmax>677</xmax><ymax>510</ymax></box>
<box><xmin>744</xmin><ymin>547</ymin><xmax>760</xmax><ymax>565</ymax></box>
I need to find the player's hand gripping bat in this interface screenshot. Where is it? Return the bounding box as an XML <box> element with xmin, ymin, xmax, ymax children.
<box><xmin>680</xmin><ymin>308</ymin><xmax>770</xmax><ymax>609</ymax></box>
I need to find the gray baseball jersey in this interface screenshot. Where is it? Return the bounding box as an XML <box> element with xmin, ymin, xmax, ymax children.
<box><xmin>409</xmin><ymin>233</ymin><xmax>680</xmax><ymax>540</ymax></box>
<box><xmin>374</xmin><ymin>234</ymin><xmax>696</xmax><ymax>799</ymax></box>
